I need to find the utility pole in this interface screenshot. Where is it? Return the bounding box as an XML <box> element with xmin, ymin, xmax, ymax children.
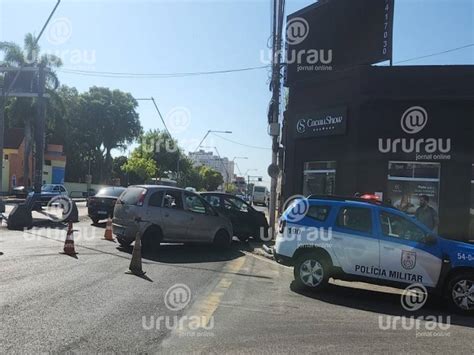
<box><xmin>0</xmin><ymin>88</ymin><xmax>5</xmax><ymax>195</ymax></box>
<box><xmin>268</xmin><ymin>0</ymin><xmax>284</xmax><ymax>239</ymax></box>
<box><xmin>34</xmin><ymin>64</ymin><xmax>46</xmax><ymax>193</ymax></box>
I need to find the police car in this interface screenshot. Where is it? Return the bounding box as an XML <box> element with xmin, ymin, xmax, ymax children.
<box><xmin>274</xmin><ymin>195</ymin><xmax>474</xmax><ymax>314</ymax></box>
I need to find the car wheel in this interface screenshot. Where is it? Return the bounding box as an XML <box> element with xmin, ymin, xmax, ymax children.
<box><xmin>142</xmin><ymin>226</ymin><xmax>162</xmax><ymax>253</ymax></box>
<box><xmin>213</xmin><ymin>229</ymin><xmax>232</xmax><ymax>249</ymax></box>
<box><xmin>294</xmin><ymin>253</ymin><xmax>330</xmax><ymax>290</ymax></box>
<box><xmin>447</xmin><ymin>273</ymin><xmax>474</xmax><ymax>315</ymax></box>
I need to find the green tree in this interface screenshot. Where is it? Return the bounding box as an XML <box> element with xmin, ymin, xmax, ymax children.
<box><xmin>176</xmin><ymin>157</ymin><xmax>203</xmax><ymax>189</ymax></box>
<box><xmin>198</xmin><ymin>166</ymin><xmax>224</xmax><ymax>191</ymax></box>
<box><xmin>224</xmin><ymin>182</ymin><xmax>237</xmax><ymax>194</ymax></box>
<box><xmin>0</xmin><ymin>33</ymin><xmax>62</xmax><ymax>186</ymax></box>
<box><xmin>79</xmin><ymin>87</ymin><xmax>142</xmax><ymax>182</ymax></box>
<box><xmin>121</xmin><ymin>151</ymin><xmax>157</xmax><ymax>183</ymax></box>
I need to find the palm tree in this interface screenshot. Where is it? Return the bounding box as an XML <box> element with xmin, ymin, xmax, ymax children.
<box><xmin>0</xmin><ymin>33</ymin><xmax>62</xmax><ymax>187</ymax></box>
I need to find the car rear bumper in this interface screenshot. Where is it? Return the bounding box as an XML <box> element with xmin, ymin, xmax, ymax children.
<box><xmin>88</xmin><ymin>206</ymin><xmax>114</xmax><ymax>219</ymax></box>
<box><xmin>112</xmin><ymin>222</ymin><xmax>138</xmax><ymax>242</ymax></box>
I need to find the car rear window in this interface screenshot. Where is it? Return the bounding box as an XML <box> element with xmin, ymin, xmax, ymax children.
<box><xmin>119</xmin><ymin>187</ymin><xmax>147</xmax><ymax>205</ymax></box>
<box><xmin>96</xmin><ymin>187</ymin><xmax>125</xmax><ymax>197</ymax></box>
<box><xmin>306</xmin><ymin>205</ymin><xmax>331</xmax><ymax>221</ymax></box>
<box><xmin>254</xmin><ymin>187</ymin><xmax>266</xmax><ymax>192</ymax></box>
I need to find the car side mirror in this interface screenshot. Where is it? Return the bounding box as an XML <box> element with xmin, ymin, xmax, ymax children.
<box><xmin>423</xmin><ymin>234</ymin><xmax>437</xmax><ymax>245</ymax></box>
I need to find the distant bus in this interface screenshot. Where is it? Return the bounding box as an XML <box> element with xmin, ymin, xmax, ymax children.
<box><xmin>147</xmin><ymin>178</ymin><xmax>177</xmax><ymax>187</ymax></box>
<box><xmin>252</xmin><ymin>186</ymin><xmax>269</xmax><ymax>206</ymax></box>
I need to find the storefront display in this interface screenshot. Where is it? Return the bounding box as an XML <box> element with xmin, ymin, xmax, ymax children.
<box><xmin>387</xmin><ymin>162</ymin><xmax>440</xmax><ymax>215</ymax></box>
<box><xmin>303</xmin><ymin>161</ymin><xmax>336</xmax><ymax>196</ymax></box>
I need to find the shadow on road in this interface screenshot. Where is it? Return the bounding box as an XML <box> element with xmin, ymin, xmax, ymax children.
<box><xmin>117</xmin><ymin>242</ymin><xmax>245</xmax><ymax>265</ymax></box>
<box><xmin>290</xmin><ymin>281</ymin><xmax>474</xmax><ymax>328</ymax></box>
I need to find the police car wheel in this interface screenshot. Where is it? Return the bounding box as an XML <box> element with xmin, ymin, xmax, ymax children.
<box><xmin>294</xmin><ymin>254</ymin><xmax>329</xmax><ymax>290</ymax></box>
<box><xmin>447</xmin><ymin>273</ymin><xmax>474</xmax><ymax>314</ymax></box>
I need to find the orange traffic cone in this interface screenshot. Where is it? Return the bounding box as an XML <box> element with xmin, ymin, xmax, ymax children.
<box><xmin>62</xmin><ymin>221</ymin><xmax>77</xmax><ymax>256</ymax></box>
<box><xmin>125</xmin><ymin>231</ymin><xmax>145</xmax><ymax>276</ymax></box>
<box><xmin>103</xmin><ymin>217</ymin><xmax>115</xmax><ymax>241</ymax></box>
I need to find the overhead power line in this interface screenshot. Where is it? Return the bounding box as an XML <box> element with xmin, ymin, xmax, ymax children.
<box><xmin>394</xmin><ymin>43</ymin><xmax>474</xmax><ymax>64</ymax></box>
<box><xmin>58</xmin><ymin>65</ymin><xmax>270</xmax><ymax>78</ymax></box>
<box><xmin>212</xmin><ymin>133</ymin><xmax>271</xmax><ymax>150</ymax></box>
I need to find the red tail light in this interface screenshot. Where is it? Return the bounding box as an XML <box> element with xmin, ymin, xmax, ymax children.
<box><xmin>136</xmin><ymin>190</ymin><xmax>147</xmax><ymax>206</ymax></box>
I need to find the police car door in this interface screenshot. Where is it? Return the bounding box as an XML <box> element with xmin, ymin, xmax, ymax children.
<box><xmin>331</xmin><ymin>205</ymin><xmax>381</xmax><ymax>278</ymax></box>
<box><xmin>377</xmin><ymin>210</ymin><xmax>443</xmax><ymax>287</ymax></box>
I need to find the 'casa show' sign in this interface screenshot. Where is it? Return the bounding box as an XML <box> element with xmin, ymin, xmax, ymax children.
<box><xmin>295</xmin><ymin>107</ymin><xmax>347</xmax><ymax>138</ymax></box>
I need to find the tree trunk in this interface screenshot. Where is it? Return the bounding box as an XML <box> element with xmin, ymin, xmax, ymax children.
<box><xmin>23</xmin><ymin>118</ymin><xmax>33</xmax><ymax>187</ymax></box>
<box><xmin>104</xmin><ymin>148</ymin><xmax>112</xmax><ymax>183</ymax></box>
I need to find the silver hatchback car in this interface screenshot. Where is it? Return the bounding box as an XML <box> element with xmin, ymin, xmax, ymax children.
<box><xmin>112</xmin><ymin>185</ymin><xmax>233</xmax><ymax>250</ymax></box>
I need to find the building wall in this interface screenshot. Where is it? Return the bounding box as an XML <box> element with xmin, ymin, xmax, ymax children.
<box><xmin>283</xmin><ymin>65</ymin><xmax>474</xmax><ymax>241</ymax></box>
<box><xmin>1</xmin><ymin>142</ymin><xmax>67</xmax><ymax>193</ymax></box>
<box><xmin>188</xmin><ymin>150</ymin><xmax>235</xmax><ymax>182</ymax></box>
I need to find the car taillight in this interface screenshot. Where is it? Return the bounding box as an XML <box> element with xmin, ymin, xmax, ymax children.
<box><xmin>136</xmin><ymin>191</ymin><xmax>147</xmax><ymax>206</ymax></box>
<box><xmin>278</xmin><ymin>219</ymin><xmax>286</xmax><ymax>234</ymax></box>
<box><xmin>88</xmin><ymin>197</ymin><xmax>96</xmax><ymax>206</ymax></box>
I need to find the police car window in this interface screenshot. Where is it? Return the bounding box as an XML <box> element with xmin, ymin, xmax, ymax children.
<box><xmin>306</xmin><ymin>205</ymin><xmax>331</xmax><ymax>221</ymax></box>
<box><xmin>380</xmin><ymin>211</ymin><xmax>426</xmax><ymax>242</ymax></box>
<box><xmin>148</xmin><ymin>191</ymin><xmax>164</xmax><ymax>207</ymax></box>
<box><xmin>336</xmin><ymin>207</ymin><xmax>372</xmax><ymax>233</ymax></box>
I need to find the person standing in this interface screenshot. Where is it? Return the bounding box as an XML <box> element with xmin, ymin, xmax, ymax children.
<box><xmin>415</xmin><ymin>195</ymin><xmax>439</xmax><ymax>232</ymax></box>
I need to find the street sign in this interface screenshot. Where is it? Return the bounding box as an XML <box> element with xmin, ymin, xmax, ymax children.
<box><xmin>268</xmin><ymin>164</ymin><xmax>280</xmax><ymax>178</ymax></box>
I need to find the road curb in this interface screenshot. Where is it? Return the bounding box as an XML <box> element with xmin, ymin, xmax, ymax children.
<box><xmin>247</xmin><ymin>241</ymin><xmax>275</xmax><ymax>261</ymax></box>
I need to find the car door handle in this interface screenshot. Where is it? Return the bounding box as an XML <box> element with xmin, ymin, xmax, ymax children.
<box><xmin>383</xmin><ymin>246</ymin><xmax>395</xmax><ymax>251</ymax></box>
<box><xmin>164</xmin><ymin>213</ymin><xmax>169</xmax><ymax>217</ymax></box>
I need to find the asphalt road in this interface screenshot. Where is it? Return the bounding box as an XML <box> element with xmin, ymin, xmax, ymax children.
<box><xmin>1</xmin><ymin>209</ymin><xmax>474</xmax><ymax>353</ymax></box>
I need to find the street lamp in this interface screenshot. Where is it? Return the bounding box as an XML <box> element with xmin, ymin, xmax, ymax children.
<box><xmin>136</xmin><ymin>97</ymin><xmax>180</xmax><ymax>182</ymax></box>
<box><xmin>194</xmin><ymin>130</ymin><xmax>232</xmax><ymax>152</ymax></box>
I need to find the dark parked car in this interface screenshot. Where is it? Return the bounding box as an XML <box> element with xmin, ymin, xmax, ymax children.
<box><xmin>88</xmin><ymin>186</ymin><xmax>126</xmax><ymax>224</ymax></box>
<box><xmin>27</xmin><ymin>184</ymin><xmax>69</xmax><ymax>206</ymax></box>
<box><xmin>201</xmin><ymin>192</ymin><xmax>269</xmax><ymax>241</ymax></box>
<box><xmin>12</xmin><ymin>186</ymin><xmax>34</xmax><ymax>198</ymax></box>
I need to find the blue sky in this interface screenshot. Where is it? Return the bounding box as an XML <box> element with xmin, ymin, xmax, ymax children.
<box><xmin>1</xmin><ymin>0</ymin><xmax>473</xmax><ymax>186</ymax></box>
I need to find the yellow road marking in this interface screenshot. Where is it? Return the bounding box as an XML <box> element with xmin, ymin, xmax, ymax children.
<box><xmin>176</xmin><ymin>256</ymin><xmax>246</xmax><ymax>334</ymax></box>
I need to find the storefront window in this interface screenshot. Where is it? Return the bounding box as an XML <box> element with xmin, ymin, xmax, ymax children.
<box><xmin>387</xmin><ymin>161</ymin><xmax>440</xmax><ymax>216</ymax></box>
<box><xmin>470</xmin><ymin>164</ymin><xmax>474</xmax><ymax>240</ymax></box>
<box><xmin>303</xmin><ymin>161</ymin><xmax>336</xmax><ymax>196</ymax></box>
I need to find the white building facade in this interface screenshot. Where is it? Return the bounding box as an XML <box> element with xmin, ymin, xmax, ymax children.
<box><xmin>188</xmin><ymin>150</ymin><xmax>234</xmax><ymax>183</ymax></box>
